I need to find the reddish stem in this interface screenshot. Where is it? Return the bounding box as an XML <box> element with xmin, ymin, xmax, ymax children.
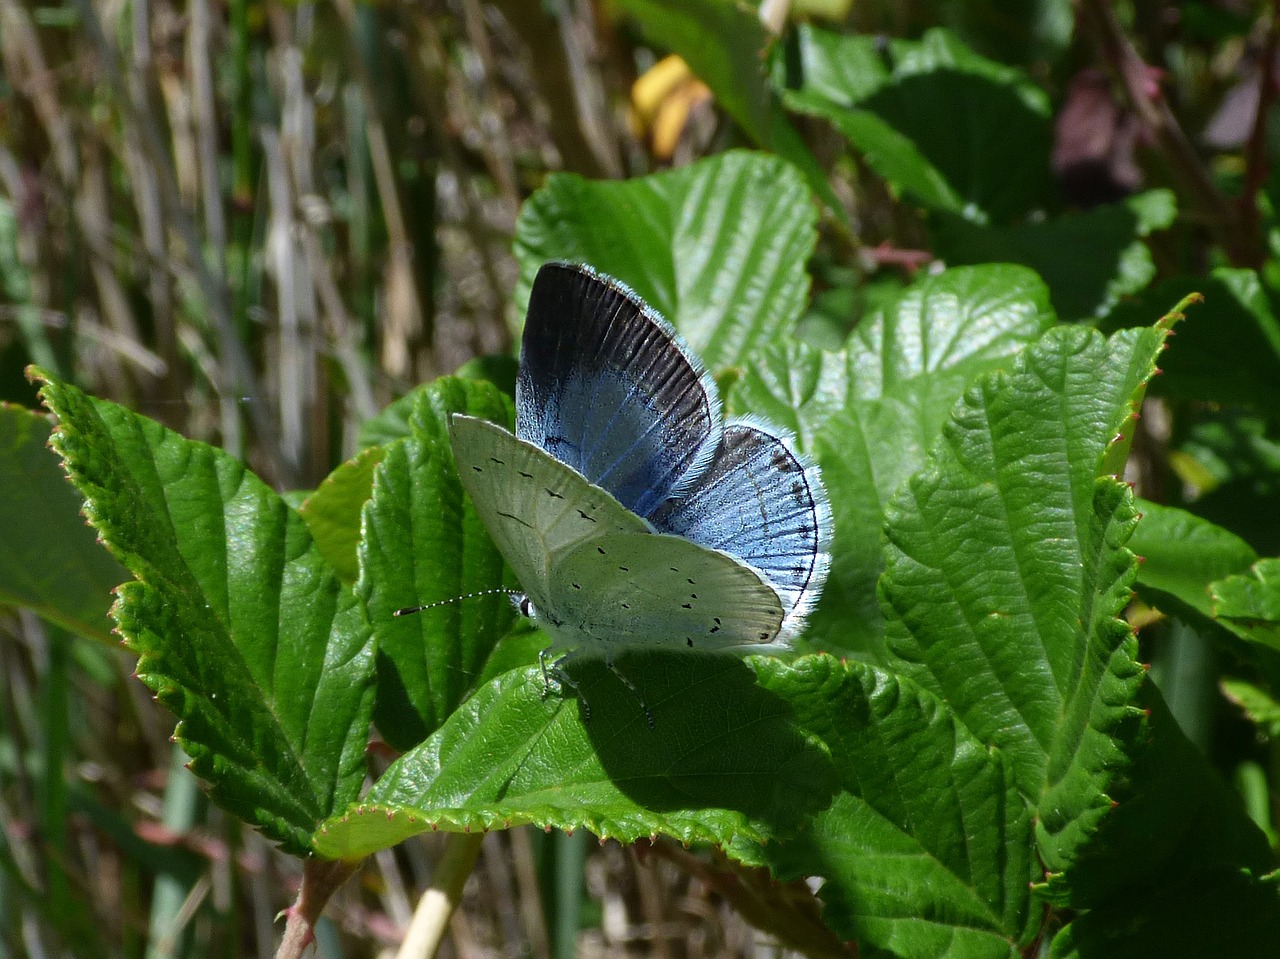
<box><xmin>276</xmin><ymin>857</ymin><xmax>360</xmax><ymax>959</ymax></box>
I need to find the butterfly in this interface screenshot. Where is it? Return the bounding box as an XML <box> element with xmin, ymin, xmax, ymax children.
<box><xmin>447</xmin><ymin>262</ymin><xmax>831</xmax><ymax>720</ymax></box>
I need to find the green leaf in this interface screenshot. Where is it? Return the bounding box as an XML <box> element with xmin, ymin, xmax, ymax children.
<box><xmin>843</xmin><ymin>264</ymin><xmax>1057</xmax><ymax>403</ymax></box>
<box><xmin>1172</xmin><ymin>410</ymin><xmax>1280</xmax><ymax>558</ymax></box>
<box><xmin>35</xmin><ymin>371</ymin><xmax>376</xmax><ymax>855</ymax></box>
<box><xmin>934</xmin><ymin>0</ymin><xmax>1075</xmax><ymax>67</ymax></box>
<box><xmin>613</xmin><ymin>0</ymin><xmax>837</xmax><ymax>213</ymax></box>
<box><xmin>1045</xmin><ymin>690</ymin><xmax>1280</xmax><ymax>953</ymax></box>
<box><xmin>1051</xmin><ymin>868</ymin><xmax>1280</xmax><ymax>959</ymax></box>
<box><xmin>734</xmin><ymin>266</ymin><xmax>1055</xmax><ymax>658</ymax></box>
<box><xmin>752</xmin><ymin>656</ymin><xmax>1035</xmax><ymax>958</ymax></box>
<box><xmin>1211</xmin><ymin>557</ymin><xmax>1280</xmax><ymax>652</ymax></box>
<box><xmin>356</xmin><ymin>391</ymin><xmax>417</xmax><ymax>449</ymax></box>
<box><xmin>1222</xmin><ymin>678</ymin><xmax>1280</xmax><ymax>737</ymax></box>
<box><xmin>783</xmin><ymin>26</ymin><xmax>1052</xmax><ymax>223</ymax></box>
<box><xmin>726</xmin><ymin>338</ymin><xmax>846</xmax><ymax>450</ymax></box>
<box><xmin>0</xmin><ymin>402</ymin><xmax>126</xmax><ymax>642</ymax></box>
<box><xmin>299</xmin><ymin>446</ymin><xmax>385</xmax><ymax>585</ymax></box>
<box><xmin>1103</xmin><ymin>268</ymin><xmax>1280</xmax><ymax>409</ymax></box>
<box><xmin>1130</xmin><ymin>499</ymin><xmax>1257</xmax><ymax>619</ymax></box>
<box><xmin>514</xmin><ymin>150</ymin><xmax>817</xmax><ymax>368</ymax></box>
<box><xmin>935</xmin><ymin>189</ymin><xmax>1177</xmax><ymax>321</ymax></box>
<box><xmin>315</xmin><ymin>654</ymin><xmax>837</xmax><ymax>859</ymax></box>
<box><xmin>358</xmin><ymin>378</ymin><xmax>517</xmax><ymax>749</ymax></box>
<box><xmin>878</xmin><ymin>321</ymin><xmax>1172</xmax><ymax>878</ymax></box>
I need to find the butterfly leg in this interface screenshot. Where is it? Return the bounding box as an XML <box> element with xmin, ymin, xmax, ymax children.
<box><xmin>605</xmin><ymin>655</ymin><xmax>655</xmax><ymax>729</ymax></box>
<box><xmin>539</xmin><ymin>649</ymin><xmax>593</xmax><ymax>723</ymax></box>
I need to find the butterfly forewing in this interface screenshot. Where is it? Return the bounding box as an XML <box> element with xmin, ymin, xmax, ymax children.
<box><xmin>449</xmin><ymin>415</ymin><xmax>647</xmax><ymax>613</ymax></box>
<box><xmin>516</xmin><ymin>263</ymin><xmax>722</xmax><ymax>518</ymax></box>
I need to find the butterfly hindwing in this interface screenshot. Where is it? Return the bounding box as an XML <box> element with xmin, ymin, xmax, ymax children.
<box><xmin>552</xmin><ymin>532</ymin><xmax>786</xmax><ymax>652</ymax></box>
<box><xmin>516</xmin><ymin>263</ymin><xmax>722</xmax><ymax>518</ymax></box>
<box><xmin>648</xmin><ymin>421</ymin><xmax>831</xmax><ymax>636</ymax></box>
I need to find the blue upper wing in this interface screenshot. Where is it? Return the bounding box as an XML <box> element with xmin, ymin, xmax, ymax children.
<box><xmin>516</xmin><ymin>263</ymin><xmax>722</xmax><ymax>518</ymax></box>
<box><xmin>648</xmin><ymin>421</ymin><xmax>831</xmax><ymax>637</ymax></box>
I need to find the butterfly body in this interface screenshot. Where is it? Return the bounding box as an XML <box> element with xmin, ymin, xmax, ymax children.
<box><xmin>449</xmin><ymin>262</ymin><xmax>830</xmax><ymax>666</ymax></box>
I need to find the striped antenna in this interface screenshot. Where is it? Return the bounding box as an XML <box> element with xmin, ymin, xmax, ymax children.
<box><xmin>394</xmin><ymin>588</ymin><xmax>520</xmax><ymax>617</ymax></box>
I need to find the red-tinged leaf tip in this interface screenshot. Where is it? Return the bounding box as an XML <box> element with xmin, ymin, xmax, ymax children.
<box><xmin>1135</xmin><ymin>554</ymin><xmax>1146</xmax><ymax>563</ymax></box>
<box><xmin>544</xmin><ymin>825</ymin><xmax>553</xmax><ymax>833</ymax></box>
<box><xmin>464</xmin><ymin>825</ymin><xmax>472</xmax><ymax>834</ymax></box>
<box><xmin>1142</xmin><ymin>662</ymin><xmax>1151</xmax><ymax>671</ymax></box>
<box><xmin>565</xmin><ymin>829</ymin><xmax>574</xmax><ymax>837</ymax></box>
<box><xmin>1112</xmin><ymin>433</ymin><xmax>1126</xmax><ymax>444</ymax></box>
<box><xmin>1110</xmin><ymin>799</ymin><xmax>1119</xmax><ymax>809</ymax></box>
<box><xmin>385</xmin><ymin>810</ymin><xmax>394</xmax><ymax>820</ymax></box>
<box><xmin>1153</xmin><ymin>367</ymin><xmax>1164</xmax><ymax>375</ymax></box>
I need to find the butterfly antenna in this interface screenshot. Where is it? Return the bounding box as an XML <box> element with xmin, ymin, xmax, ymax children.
<box><xmin>394</xmin><ymin>588</ymin><xmax>520</xmax><ymax>617</ymax></box>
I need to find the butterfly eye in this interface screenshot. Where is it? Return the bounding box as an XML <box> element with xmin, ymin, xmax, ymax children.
<box><xmin>519</xmin><ymin>596</ymin><xmax>536</xmax><ymax>619</ymax></box>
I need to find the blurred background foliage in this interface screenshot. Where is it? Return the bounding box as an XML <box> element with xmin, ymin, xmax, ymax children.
<box><xmin>3</xmin><ymin>0</ymin><xmax>1280</xmax><ymax>956</ymax></box>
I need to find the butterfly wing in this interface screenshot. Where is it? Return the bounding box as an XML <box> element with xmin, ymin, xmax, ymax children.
<box><xmin>449</xmin><ymin>415</ymin><xmax>648</xmax><ymax>619</ymax></box>
<box><xmin>648</xmin><ymin>421</ymin><xmax>831</xmax><ymax>637</ymax></box>
<box><xmin>516</xmin><ymin>262</ymin><xmax>722</xmax><ymax>518</ymax></box>
<box><xmin>450</xmin><ymin>414</ymin><xmax>786</xmax><ymax>654</ymax></box>
<box><xmin>550</xmin><ymin>532</ymin><xmax>786</xmax><ymax>653</ymax></box>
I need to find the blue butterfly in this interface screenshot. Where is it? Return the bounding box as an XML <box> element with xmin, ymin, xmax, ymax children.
<box><xmin>449</xmin><ymin>263</ymin><xmax>830</xmax><ymax>716</ymax></box>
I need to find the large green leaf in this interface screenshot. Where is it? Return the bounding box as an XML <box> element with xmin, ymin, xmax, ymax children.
<box><xmin>733</xmin><ymin>265</ymin><xmax>1055</xmax><ymax>658</ymax></box>
<box><xmin>1130</xmin><ymin>499</ymin><xmax>1257</xmax><ymax>619</ymax></box>
<box><xmin>514</xmin><ymin>150</ymin><xmax>817</xmax><ymax>368</ymax></box>
<box><xmin>358</xmin><ymin>378</ymin><xmax>517</xmax><ymax>750</ymax></box>
<box><xmin>315</xmin><ymin>654</ymin><xmax>837</xmax><ymax>859</ymax></box>
<box><xmin>753</xmin><ymin>656</ymin><xmax>1035</xmax><ymax>959</ymax></box>
<box><xmin>935</xmin><ymin>189</ymin><xmax>1178</xmax><ymax>321</ymax></box>
<box><xmin>1046</xmin><ymin>690</ymin><xmax>1280</xmax><ymax>955</ymax></box>
<box><xmin>35</xmin><ymin>372</ymin><xmax>376</xmax><ymax>855</ymax></box>
<box><xmin>877</xmin><ymin>318</ymin><xmax>1174</xmax><ymax>878</ymax></box>
<box><xmin>1103</xmin><ymin>268</ymin><xmax>1280</xmax><ymax>410</ymax></box>
<box><xmin>781</xmin><ymin>26</ymin><xmax>1052</xmax><ymax>224</ymax></box>
<box><xmin>0</xmin><ymin>402</ymin><xmax>126</xmax><ymax>642</ymax></box>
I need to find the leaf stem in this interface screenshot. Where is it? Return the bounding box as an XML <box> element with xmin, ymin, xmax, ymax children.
<box><xmin>276</xmin><ymin>857</ymin><xmax>360</xmax><ymax>959</ymax></box>
<box><xmin>394</xmin><ymin>833</ymin><xmax>485</xmax><ymax>959</ymax></box>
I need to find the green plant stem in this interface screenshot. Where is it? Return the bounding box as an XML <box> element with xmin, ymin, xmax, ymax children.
<box><xmin>395</xmin><ymin>832</ymin><xmax>485</xmax><ymax>959</ymax></box>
